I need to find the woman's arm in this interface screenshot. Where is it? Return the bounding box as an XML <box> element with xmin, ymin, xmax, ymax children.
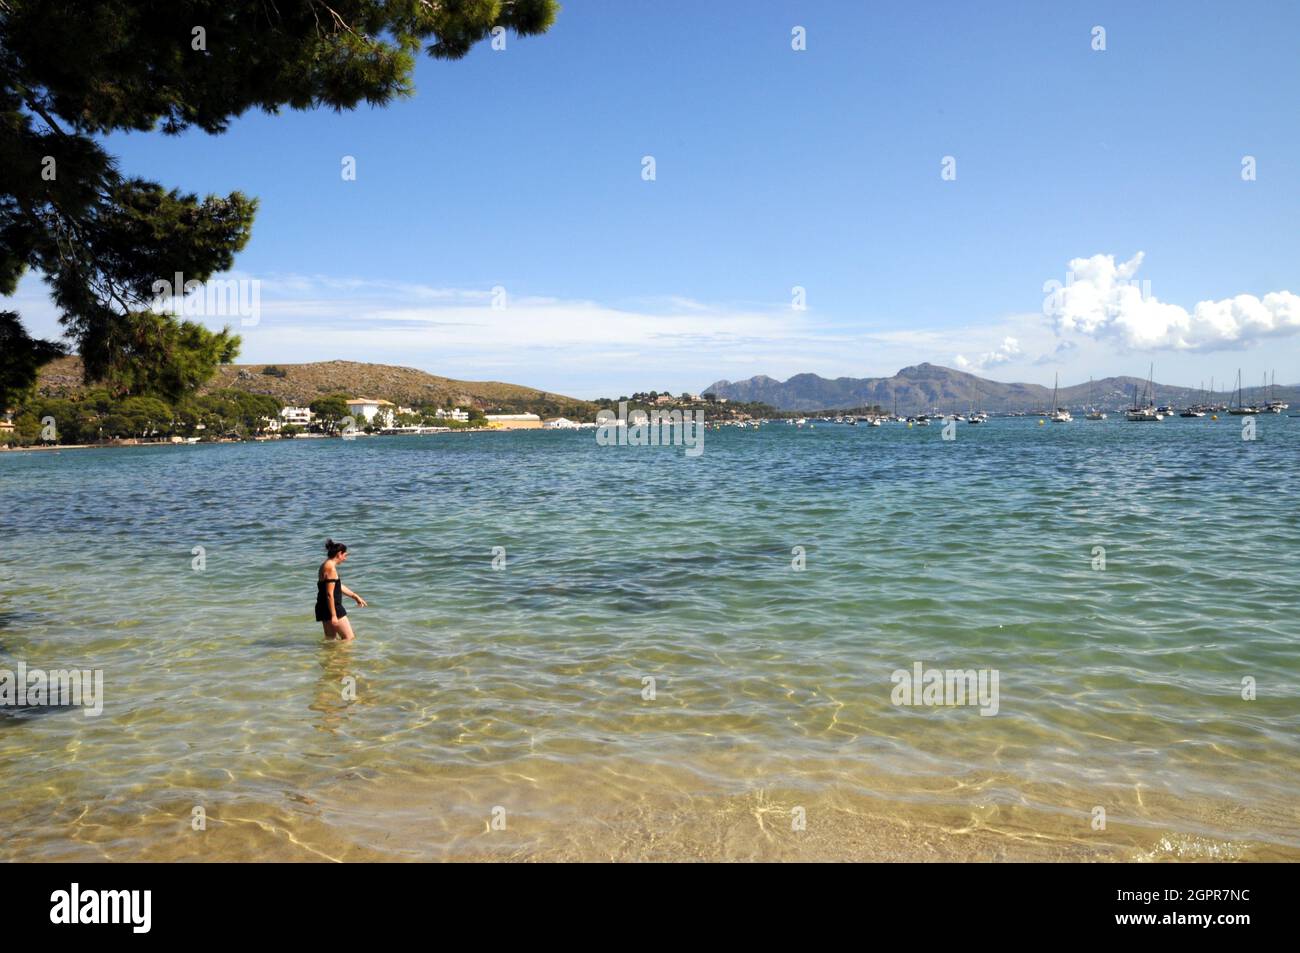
<box><xmin>340</xmin><ymin>583</ymin><xmax>367</xmax><ymax>607</ymax></box>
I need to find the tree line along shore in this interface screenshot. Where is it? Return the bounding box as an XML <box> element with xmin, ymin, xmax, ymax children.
<box><xmin>0</xmin><ymin>387</ymin><xmax>495</xmax><ymax>448</ymax></box>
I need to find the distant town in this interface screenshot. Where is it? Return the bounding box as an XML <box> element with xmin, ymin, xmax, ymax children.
<box><xmin>4</xmin><ymin>360</ymin><xmax>1295</xmax><ymax>450</ymax></box>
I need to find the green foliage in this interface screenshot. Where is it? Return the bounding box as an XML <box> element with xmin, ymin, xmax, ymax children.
<box><xmin>2</xmin><ymin>386</ymin><xmax>286</xmax><ymax>445</ymax></box>
<box><xmin>88</xmin><ymin>311</ymin><xmax>241</xmax><ymax>402</ymax></box>
<box><xmin>261</xmin><ymin>365</ymin><xmax>288</xmax><ymax>378</ymax></box>
<box><xmin>0</xmin><ymin>0</ymin><xmax>560</xmax><ymax>396</ymax></box>
<box><xmin>0</xmin><ymin>310</ymin><xmax>66</xmax><ymax>410</ymax></box>
<box><xmin>309</xmin><ymin>395</ymin><xmax>351</xmax><ymax>432</ymax></box>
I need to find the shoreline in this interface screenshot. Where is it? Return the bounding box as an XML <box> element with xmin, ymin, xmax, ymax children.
<box><xmin>3</xmin><ymin>411</ymin><xmax>1287</xmax><ymax>455</ymax></box>
<box><xmin>4</xmin><ymin>754</ymin><xmax>1295</xmax><ymax>863</ymax></box>
<box><xmin>0</xmin><ymin>428</ymin><xmax>507</xmax><ymax>454</ymax></box>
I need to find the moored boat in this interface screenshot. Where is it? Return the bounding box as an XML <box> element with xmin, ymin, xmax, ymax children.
<box><xmin>1228</xmin><ymin>370</ymin><xmax>1258</xmax><ymax>415</ymax></box>
<box><xmin>1126</xmin><ymin>366</ymin><xmax>1164</xmax><ymax>421</ymax></box>
<box><xmin>1048</xmin><ymin>374</ymin><xmax>1071</xmax><ymax>422</ymax></box>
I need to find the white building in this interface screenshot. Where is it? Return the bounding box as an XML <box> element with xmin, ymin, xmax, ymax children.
<box><xmin>435</xmin><ymin>408</ymin><xmax>469</xmax><ymax>422</ymax></box>
<box><xmin>346</xmin><ymin>398</ymin><xmax>397</xmax><ymax>427</ymax></box>
<box><xmin>543</xmin><ymin>417</ymin><xmax>580</xmax><ymax>429</ymax></box>
<box><xmin>280</xmin><ymin>406</ymin><xmax>313</xmax><ymax>426</ymax></box>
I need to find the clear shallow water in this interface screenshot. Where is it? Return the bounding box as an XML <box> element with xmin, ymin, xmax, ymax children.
<box><xmin>1</xmin><ymin>418</ymin><xmax>1297</xmax><ymax>861</ymax></box>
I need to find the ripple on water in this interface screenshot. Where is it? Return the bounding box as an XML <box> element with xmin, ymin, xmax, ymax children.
<box><xmin>0</xmin><ymin>422</ymin><xmax>1298</xmax><ymax>859</ymax></box>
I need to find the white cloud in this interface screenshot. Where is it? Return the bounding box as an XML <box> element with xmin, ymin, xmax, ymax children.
<box><xmin>1046</xmin><ymin>252</ymin><xmax>1300</xmax><ymax>350</ymax></box>
<box><xmin>10</xmin><ymin>258</ymin><xmax>1300</xmax><ymax>398</ymax></box>
<box><xmin>954</xmin><ymin>336</ymin><xmax>1021</xmax><ymax>370</ymax></box>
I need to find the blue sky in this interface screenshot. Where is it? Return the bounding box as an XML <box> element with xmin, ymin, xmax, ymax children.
<box><xmin>8</xmin><ymin>0</ymin><xmax>1300</xmax><ymax>398</ymax></box>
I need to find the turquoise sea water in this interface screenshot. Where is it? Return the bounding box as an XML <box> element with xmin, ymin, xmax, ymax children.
<box><xmin>1</xmin><ymin>418</ymin><xmax>1297</xmax><ymax>860</ymax></box>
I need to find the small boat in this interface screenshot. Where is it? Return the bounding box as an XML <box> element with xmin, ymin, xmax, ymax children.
<box><xmin>1049</xmin><ymin>374</ymin><xmax>1072</xmax><ymax>422</ymax></box>
<box><xmin>1126</xmin><ymin>405</ymin><xmax>1162</xmax><ymax>423</ymax></box>
<box><xmin>1084</xmin><ymin>377</ymin><xmax>1106</xmax><ymax>419</ymax></box>
<box><xmin>1126</xmin><ymin>366</ymin><xmax>1164</xmax><ymax>421</ymax></box>
<box><xmin>1180</xmin><ymin>382</ymin><xmax>1207</xmax><ymax>417</ymax></box>
<box><xmin>1262</xmin><ymin>371</ymin><xmax>1287</xmax><ymax>413</ymax></box>
<box><xmin>1228</xmin><ymin>370</ymin><xmax>1258</xmax><ymax>415</ymax></box>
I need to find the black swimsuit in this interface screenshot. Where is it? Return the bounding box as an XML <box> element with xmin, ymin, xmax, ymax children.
<box><xmin>315</xmin><ymin>575</ymin><xmax>346</xmax><ymax>622</ymax></box>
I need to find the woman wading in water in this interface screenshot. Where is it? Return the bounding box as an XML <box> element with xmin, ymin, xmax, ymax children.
<box><xmin>317</xmin><ymin>539</ymin><xmax>366</xmax><ymax>641</ymax></box>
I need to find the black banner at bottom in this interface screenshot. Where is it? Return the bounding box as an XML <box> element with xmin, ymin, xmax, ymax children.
<box><xmin>1</xmin><ymin>862</ymin><xmax>1279</xmax><ymax>941</ymax></box>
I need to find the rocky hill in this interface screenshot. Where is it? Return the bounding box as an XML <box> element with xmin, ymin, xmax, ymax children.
<box><xmin>705</xmin><ymin>364</ymin><xmax>1298</xmax><ymax>413</ymax></box>
<box><xmin>36</xmin><ymin>357</ymin><xmax>595</xmax><ymax>417</ymax></box>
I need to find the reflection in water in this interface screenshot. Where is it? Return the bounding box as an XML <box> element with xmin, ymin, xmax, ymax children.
<box><xmin>310</xmin><ymin>642</ymin><xmax>358</xmax><ymax>732</ymax></box>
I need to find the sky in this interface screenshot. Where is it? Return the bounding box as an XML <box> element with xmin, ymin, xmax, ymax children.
<box><xmin>7</xmin><ymin>0</ymin><xmax>1300</xmax><ymax>399</ymax></box>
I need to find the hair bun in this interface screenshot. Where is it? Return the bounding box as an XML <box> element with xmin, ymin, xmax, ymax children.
<box><xmin>325</xmin><ymin>538</ymin><xmax>335</xmax><ymax>551</ymax></box>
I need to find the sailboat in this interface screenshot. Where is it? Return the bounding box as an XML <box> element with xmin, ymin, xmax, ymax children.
<box><xmin>1179</xmin><ymin>380</ymin><xmax>1206</xmax><ymax>417</ymax></box>
<box><xmin>967</xmin><ymin>382</ymin><xmax>988</xmax><ymax>424</ymax></box>
<box><xmin>1263</xmin><ymin>371</ymin><xmax>1287</xmax><ymax>413</ymax></box>
<box><xmin>1228</xmin><ymin>369</ymin><xmax>1258</xmax><ymax>415</ymax></box>
<box><xmin>1126</xmin><ymin>365</ymin><xmax>1163</xmax><ymax>421</ymax></box>
<box><xmin>1084</xmin><ymin>377</ymin><xmax>1106</xmax><ymax>419</ymax></box>
<box><xmin>1049</xmin><ymin>374</ymin><xmax>1071</xmax><ymax>422</ymax></box>
<box><xmin>1206</xmin><ymin>376</ymin><xmax>1226</xmax><ymax>412</ymax></box>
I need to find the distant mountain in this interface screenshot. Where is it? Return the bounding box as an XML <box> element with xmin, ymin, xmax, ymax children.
<box><xmin>36</xmin><ymin>357</ymin><xmax>595</xmax><ymax>417</ymax></box>
<box><xmin>705</xmin><ymin>364</ymin><xmax>1300</xmax><ymax>413</ymax></box>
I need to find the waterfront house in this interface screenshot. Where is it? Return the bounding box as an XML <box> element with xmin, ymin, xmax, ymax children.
<box><xmin>346</xmin><ymin>397</ymin><xmax>397</xmax><ymax>427</ymax></box>
<box><xmin>485</xmin><ymin>413</ymin><xmax>542</xmax><ymax>430</ymax></box>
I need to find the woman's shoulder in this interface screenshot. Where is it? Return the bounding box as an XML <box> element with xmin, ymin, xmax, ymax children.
<box><xmin>319</xmin><ymin>560</ymin><xmax>339</xmax><ymax>580</ymax></box>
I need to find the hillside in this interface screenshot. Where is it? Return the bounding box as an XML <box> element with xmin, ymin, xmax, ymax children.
<box><xmin>705</xmin><ymin>364</ymin><xmax>1300</xmax><ymax>413</ymax></box>
<box><xmin>36</xmin><ymin>357</ymin><xmax>596</xmax><ymax>417</ymax></box>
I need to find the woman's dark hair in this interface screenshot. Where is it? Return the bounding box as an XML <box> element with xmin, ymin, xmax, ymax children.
<box><xmin>325</xmin><ymin>538</ymin><xmax>348</xmax><ymax>558</ymax></box>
